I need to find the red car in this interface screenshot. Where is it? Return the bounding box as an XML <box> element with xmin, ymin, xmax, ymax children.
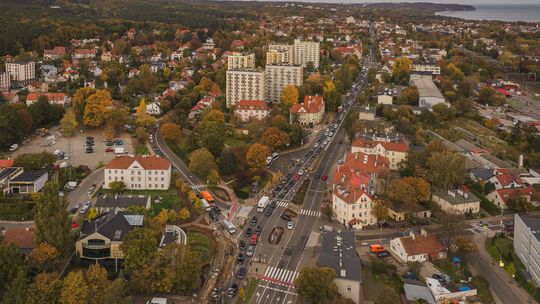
<box><xmin>321</xmin><ymin>175</ymin><xmax>328</xmax><ymax>181</ymax></box>
<box><xmin>293</xmin><ymin>174</ymin><xmax>300</xmax><ymax>182</ymax></box>
<box><xmin>250</xmin><ymin>234</ymin><xmax>258</xmax><ymax>246</ymax></box>
<box><xmin>105</xmin><ymin>147</ymin><xmax>113</xmax><ymax>152</ymax></box>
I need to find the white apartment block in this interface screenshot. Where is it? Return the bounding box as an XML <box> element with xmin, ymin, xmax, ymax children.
<box><xmin>265</xmin><ymin>65</ymin><xmax>303</xmax><ymax>103</ymax></box>
<box><xmin>104</xmin><ymin>156</ymin><xmax>172</xmax><ymax>190</ymax></box>
<box><xmin>294</xmin><ymin>39</ymin><xmax>320</xmax><ymax>68</ymax></box>
<box><xmin>5</xmin><ymin>62</ymin><xmax>35</xmax><ymax>81</ymax></box>
<box><xmin>514</xmin><ymin>214</ymin><xmax>540</xmax><ymax>286</ymax></box>
<box><xmin>267</xmin><ymin>44</ymin><xmax>294</xmax><ymax>65</ymax></box>
<box><xmin>0</xmin><ymin>72</ymin><xmax>10</xmax><ymax>91</ymax></box>
<box><xmin>226</xmin><ymin>70</ymin><xmax>265</xmax><ymax>107</ymax></box>
<box><xmin>227</xmin><ymin>53</ymin><xmax>256</xmax><ymax>71</ymax></box>
<box><xmin>413</xmin><ymin>64</ymin><xmax>441</xmax><ymax>75</ymax></box>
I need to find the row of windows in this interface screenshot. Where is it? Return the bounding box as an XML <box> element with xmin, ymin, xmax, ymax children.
<box><xmin>108</xmin><ymin>169</ymin><xmax>165</xmax><ymax>175</ymax></box>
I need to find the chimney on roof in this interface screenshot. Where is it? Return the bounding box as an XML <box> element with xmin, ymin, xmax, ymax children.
<box><xmin>411</xmin><ymin>231</ymin><xmax>416</xmax><ymax>240</ymax></box>
<box><xmin>355</xmin><ymin>153</ymin><xmax>358</xmax><ymax>160</ymax></box>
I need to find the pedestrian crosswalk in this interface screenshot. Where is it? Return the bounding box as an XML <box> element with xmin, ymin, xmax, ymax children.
<box><xmin>300</xmin><ymin>209</ymin><xmax>321</xmax><ymax>217</ymax></box>
<box><xmin>277</xmin><ymin>201</ymin><xmax>288</xmax><ymax>208</ymax></box>
<box><xmin>262</xmin><ymin>266</ymin><xmax>298</xmax><ymax>287</ymax></box>
<box><xmin>190</xmin><ymin>184</ymin><xmax>206</xmax><ymax>190</ymax></box>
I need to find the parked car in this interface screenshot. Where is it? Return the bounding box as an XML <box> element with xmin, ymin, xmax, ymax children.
<box><xmin>264</xmin><ymin>207</ymin><xmax>273</xmax><ymax>217</ymax></box>
<box><xmin>376</xmin><ymin>251</ymin><xmax>390</xmax><ymax>258</ymax></box>
<box><xmin>245</xmin><ymin>228</ymin><xmax>252</xmax><ymax>237</ymax></box>
<box><xmin>255</xmin><ymin>226</ymin><xmax>262</xmax><ymax>235</ymax></box>
<box><xmin>239</xmin><ymin>240</ymin><xmax>246</xmax><ymax>251</ymax></box>
<box><xmin>321</xmin><ymin>175</ymin><xmax>328</xmax><ymax>181</ymax></box>
<box><xmin>250</xmin><ymin>216</ymin><xmax>258</xmax><ymax>226</ymax></box>
<box><xmin>246</xmin><ymin>245</ymin><xmax>254</xmax><ymax>257</ymax></box>
<box><xmin>287</xmin><ymin>221</ymin><xmax>294</xmax><ymax>230</ymax></box>
<box><xmin>402</xmin><ymin>272</ymin><xmax>419</xmax><ymax>280</ymax></box>
<box><xmin>236</xmin><ymin>267</ymin><xmax>246</xmax><ymax>279</ymax></box>
<box><xmin>227</xmin><ymin>284</ymin><xmax>238</xmax><ymax>297</ymax></box>
<box><xmin>236</xmin><ymin>253</ymin><xmax>244</xmax><ymax>264</ymax></box>
<box><xmin>105</xmin><ymin>147</ymin><xmax>114</xmax><ymax>152</ymax></box>
<box><xmin>432</xmin><ymin>273</ymin><xmax>450</xmax><ymax>283</ymax></box>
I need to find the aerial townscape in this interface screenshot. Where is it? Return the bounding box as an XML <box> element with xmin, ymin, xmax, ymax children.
<box><xmin>1</xmin><ymin>0</ymin><xmax>540</xmax><ymax>303</ymax></box>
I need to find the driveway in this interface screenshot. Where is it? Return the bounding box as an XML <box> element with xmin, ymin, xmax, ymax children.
<box><xmin>66</xmin><ymin>167</ymin><xmax>104</xmax><ymax>210</ymax></box>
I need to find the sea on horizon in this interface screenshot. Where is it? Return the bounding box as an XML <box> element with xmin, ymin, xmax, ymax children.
<box><xmin>436</xmin><ymin>4</ymin><xmax>540</xmax><ymax>23</ymax></box>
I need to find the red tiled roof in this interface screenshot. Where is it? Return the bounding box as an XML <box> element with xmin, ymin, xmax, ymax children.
<box><xmin>237</xmin><ymin>100</ymin><xmax>268</xmax><ymax>111</ymax></box>
<box><xmin>495</xmin><ymin>173</ymin><xmax>515</xmax><ymax>187</ymax></box>
<box><xmin>352</xmin><ymin>138</ymin><xmax>409</xmax><ymax>153</ymax></box>
<box><xmin>75</xmin><ymin>49</ymin><xmax>96</xmax><ymax>54</ymax></box>
<box><xmin>290</xmin><ymin>95</ymin><xmax>324</xmax><ymax>114</ymax></box>
<box><xmin>400</xmin><ymin>233</ymin><xmax>446</xmax><ymax>256</ymax></box>
<box><xmin>105</xmin><ymin>156</ymin><xmax>171</xmax><ymax>170</ymax></box>
<box><xmin>3</xmin><ymin>227</ymin><xmax>35</xmax><ymax>249</ymax></box>
<box><xmin>496</xmin><ymin>187</ymin><xmax>536</xmax><ymax>204</ymax></box>
<box><xmin>0</xmin><ymin>159</ymin><xmax>14</xmax><ymax>168</ymax></box>
<box><xmin>26</xmin><ymin>92</ymin><xmax>67</xmax><ymax>102</ymax></box>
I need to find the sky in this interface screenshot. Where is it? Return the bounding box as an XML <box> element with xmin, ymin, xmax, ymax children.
<box><xmin>249</xmin><ymin>0</ymin><xmax>539</xmax><ymax>5</ymax></box>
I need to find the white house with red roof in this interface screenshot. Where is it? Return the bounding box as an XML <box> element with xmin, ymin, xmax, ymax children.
<box><xmin>43</xmin><ymin>46</ymin><xmax>66</xmax><ymax>60</ymax></box>
<box><xmin>73</xmin><ymin>48</ymin><xmax>97</xmax><ymax>60</ymax></box>
<box><xmin>352</xmin><ymin>137</ymin><xmax>408</xmax><ymax>170</ymax></box>
<box><xmin>289</xmin><ymin>95</ymin><xmax>325</xmax><ymax>126</ymax></box>
<box><xmin>26</xmin><ymin>92</ymin><xmax>71</xmax><ymax>106</ymax></box>
<box><xmin>389</xmin><ymin>230</ymin><xmax>447</xmax><ymax>263</ymax></box>
<box><xmin>332</xmin><ymin>152</ymin><xmax>389</xmax><ymax>229</ymax></box>
<box><xmin>234</xmin><ymin>100</ymin><xmax>269</xmax><ymax>122</ymax></box>
<box><xmin>487</xmin><ymin>187</ymin><xmax>537</xmax><ymax>210</ymax></box>
<box><xmin>189</xmin><ymin>96</ymin><xmax>215</xmax><ymax>119</ymax></box>
<box><xmin>488</xmin><ymin>169</ymin><xmax>524</xmax><ymax>190</ymax></box>
<box><xmin>104</xmin><ymin>156</ymin><xmax>171</xmax><ymax>190</ymax></box>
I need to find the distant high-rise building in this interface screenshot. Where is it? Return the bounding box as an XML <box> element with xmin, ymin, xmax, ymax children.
<box><xmin>265</xmin><ymin>65</ymin><xmax>303</xmax><ymax>103</ymax></box>
<box><xmin>227</xmin><ymin>53</ymin><xmax>256</xmax><ymax>71</ymax></box>
<box><xmin>294</xmin><ymin>39</ymin><xmax>320</xmax><ymax>68</ymax></box>
<box><xmin>226</xmin><ymin>70</ymin><xmax>265</xmax><ymax>107</ymax></box>
<box><xmin>5</xmin><ymin>62</ymin><xmax>35</xmax><ymax>81</ymax></box>
<box><xmin>0</xmin><ymin>72</ymin><xmax>10</xmax><ymax>91</ymax></box>
<box><xmin>267</xmin><ymin>44</ymin><xmax>294</xmax><ymax>66</ymax></box>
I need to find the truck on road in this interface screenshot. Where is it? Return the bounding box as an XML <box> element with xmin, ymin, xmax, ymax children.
<box><xmin>257</xmin><ymin>196</ymin><xmax>270</xmax><ymax>212</ymax></box>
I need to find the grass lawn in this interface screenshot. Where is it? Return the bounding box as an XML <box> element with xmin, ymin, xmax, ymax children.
<box><xmin>224</xmin><ymin>136</ymin><xmax>249</xmax><ymax>147</ymax></box>
<box><xmin>291</xmin><ymin>179</ymin><xmax>310</xmax><ymax>205</ymax></box>
<box><xmin>362</xmin><ymin>259</ymin><xmax>402</xmax><ymax>302</ymax></box>
<box><xmin>236</xmin><ymin>278</ymin><xmax>259</xmax><ymax>304</ymax></box>
<box><xmin>96</xmin><ymin>187</ymin><xmax>182</xmax><ymax>216</ymax></box>
<box><xmin>0</xmin><ymin>200</ymin><xmax>35</xmax><ymax>221</ymax></box>
<box><xmin>187</xmin><ymin>232</ymin><xmax>214</xmax><ymax>265</ymax></box>
<box><xmin>135</xmin><ymin>144</ymin><xmax>149</xmax><ymax>155</ymax></box>
<box><xmin>167</xmin><ymin>138</ymin><xmax>190</xmax><ymax>165</ymax></box>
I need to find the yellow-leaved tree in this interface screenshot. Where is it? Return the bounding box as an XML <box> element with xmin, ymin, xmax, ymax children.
<box><xmin>281</xmin><ymin>85</ymin><xmax>299</xmax><ymax>110</ymax></box>
<box><xmin>83</xmin><ymin>90</ymin><xmax>113</xmax><ymax>127</ymax></box>
<box><xmin>136</xmin><ymin>99</ymin><xmax>155</xmax><ymax>128</ymax></box>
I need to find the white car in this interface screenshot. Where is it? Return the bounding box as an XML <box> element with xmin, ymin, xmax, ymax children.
<box><xmin>84</xmin><ymin>201</ymin><xmax>91</xmax><ymax>207</ymax></box>
<box><xmin>337</xmin><ymin>159</ymin><xmax>344</xmax><ymax>165</ymax></box>
<box><xmin>287</xmin><ymin>221</ymin><xmax>294</xmax><ymax>230</ymax></box>
<box><xmin>80</xmin><ymin>206</ymin><xmax>88</xmax><ymax>214</ymax></box>
<box><xmin>74</xmin><ymin>202</ymin><xmax>81</xmax><ymax>209</ymax></box>
<box><xmin>329</xmin><ymin>132</ymin><xmax>334</xmax><ymax>137</ymax></box>
<box><xmin>314</xmin><ymin>143</ymin><xmax>319</xmax><ymax>148</ymax></box>
<box><xmin>298</xmin><ymin>169</ymin><xmax>304</xmax><ymax>176</ymax></box>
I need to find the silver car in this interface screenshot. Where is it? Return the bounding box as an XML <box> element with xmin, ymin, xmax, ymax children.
<box><xmin>246</xmin><ymin>245</ymin><xmax>254</xmax><ymax>257</ymax></box>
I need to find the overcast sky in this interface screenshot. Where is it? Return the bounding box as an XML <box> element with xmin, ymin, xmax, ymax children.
<box><xmin>252</xmin><ymin>0</ymin><xmax>538</xmax><ymax>5</ymax></box>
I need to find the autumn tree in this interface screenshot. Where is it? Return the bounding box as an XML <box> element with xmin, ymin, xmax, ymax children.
<box><xmin>260</xmin><ymin>127</ymin><xmax>290</xmax><ymax>151</ymax></box>
<box><xmin>392</xmin><ymin>57</ymin><xmax>412</xmax><ymax>85</ymax></box>
<box><xmin>198</xmin><ymin>110</ymin><xmax>226</xmax><ymax>157</ymax></box>
<box><xmin>26</xmin><ymin>272</ymin><xmax>62</xmax><ymax>304</ymax></box>
<box><xmin>281</xmin><ymin>85</ymin><xmax>299</xmax><ymax>110</ymax></box>
<box><xmin>60</xmin><ymin>270</ymin><xmax>89</xmax><ymax>304</ymax></box>
<box><xmin>454</xmin><ymin>236</ymin><xmax>477</xmax><ymax>254</ymax></box>
<box><xmin>3</xmin><ymin>268</ymin><xmax>28</xmax><ymax>304</ymax></box>
<box><xmin>427</xmin><ymin>151</ymin><xmax>465</xmax><ymax>190</ymax></box>
<box><xmin>387</xmin><ymin>177</ymin><xmax>430</xmax><ymax>205</ymax></box>
<box><xmin>295</xmin><ymin>267</ymin><xmax>339</xmax><ymax>304</ymax></box>
<box><xmin>499</xmin><ymin>51</ymin><xmax>514</xmax><ymax>66</ymax></box>
<box><xmin>71</xmin><ymin>87</ymin><xmax>95</xmax><ymax>122</ymax></box>
<box><xmin>401</xmin><ymin>86</ymin><xmax>418</xmax><ymax>105</ymax></box>
<box><xmin>86</xmin><ymin>264</ymin><xmax>109</xmax><ymax>304</ymax></box>
<box><xmin>246</xmin><ymin>143</ymin><xmax>271</xmax><ymax>171</ymax></box>
<box><xmin>34</xmin><ymin>182</ymin><xmax>71</xmax><ymax>253</ymax></box>
<box><xmin>160</xmin><ymin>122</ymin><xmax>182</xmax><ymax>142</ymax></box>
<box><xmin>506</xmin><ymin>191</ymin><xmax>534</xmax><ymax>213</ymax></box>
<box><xmin>320</xmin><ymin>203</ymin><xmax>333</xmax><ymax>221</ymax></box>
<box><xmin>136</xmin><ymin>99</ymin><xmax>156</xmax><ymax>128</ymax></box>
<box><xmin>60</xmin><ymin>109</ymin><xmax>78</xmax><ymax>137</ymax></box>
<box><xmin>179</xmin><ymin>207</ymin><xmax>191</xmax><ymax>221</ymax></box>
<box><xmin>189</xmin><ymin>148</ymin><xmax>218</xmax><ymax>179</ymax></box>
<box><xmin>83</xmin><ymin>89</ymin><xmax>113</xmax><ymax>127</ymax></box>
<box><xmin>28</xmin><ymin>242</ymin><xmax>60</xmax><ymax>272</ymax></box>
<box><xmin>478</xmin><ymin>87</ymin><xmax>505</xmax><ymax>106</ymax></box>
<box><xmin>371</xmin><ymin>200</ymin><xmax>390</xmax><ymax>229</ymax></box>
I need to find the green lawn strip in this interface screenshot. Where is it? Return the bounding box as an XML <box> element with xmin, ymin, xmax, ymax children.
<box><xmin>187</xmin><ymin>232</ymin><xmax>214</xmax><ymax>265</ymax></box>
<box><xmin>0</xmin><ymin>199</ymin><xmax>35</xmax><ymax>221</ymax></box>
<box><xmin>224</xmin><ymin>136</ymin><xmax>249</xmax><ymax>147</ymax></box>
<box><xmin>236</xmin><ymin>278</ymin><xmax>259</xmax><ymax>304</ymax></box>
<box><xmin>135</xmin><ymin>143</ymin><xmax>149</xmax><ymax>155</ymax></box>
<box><xmin>291</xmin><ymin>179</ymin><xmax>310</xmax><ymax>205</ymax></box>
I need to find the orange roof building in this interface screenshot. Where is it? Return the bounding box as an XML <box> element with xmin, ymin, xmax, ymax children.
<box><xmin>332</xmin><ymin>152</ymin><xmax>389</xmax><ymax>229</ymax></box>
<box><xmin>234</xmin><ymin>100</ymin><xmax>269</xmax><ymax>122</ymax></box>
<box><xmin>352</xmin><ymin>137</ymin><xmax>408</xmax><ymax>170</ymax></box>
<box><xmin>104</xmin><ymin>156</ymin><xmax>171</xmax><ymax>191</ymax></box>
<box><xmin>3</xmin><ymin>227</ymin><xmax>35</xmax><ymax>255</ymax></box>
<box><xmin>290</xmin><ymin>95</ymin><xmax>325</xmax><ymax>125</ymax></box>
<box><xmin>390</xmin><ymin>230</ymin><xmax>447</xmax><ymax>263</ymax></box>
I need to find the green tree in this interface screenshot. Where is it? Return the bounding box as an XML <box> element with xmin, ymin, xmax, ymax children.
<box><xmin>427</xmin><ymin>151</ymin><xmax>465</xmax><ymax>190</ymax></box>
<box><xmin>179</xmin><ymin>207</ymin><xmax>191</xmax><ymax>221</ymax></box>
<box><xmin>295</xmin><ymin>267</ymin><xmax>339</xmax><ymax>304</ymax></box>
<box><xmin>101</xmin><ymin>272</ymin><xmax>131</xmax><ymax>304</ymax></box>
<box><xmin>189</xmin><ymin>148</ymin><xmax>217</xmax><ymax>179</ymax></box>
<box><xmin>0</xmin><ymin>241</ymin><xmax>25</xmax><ymax>294</ymax></box>
<box><xmin>375</xmin><ymin>286</ymin><xmax>401</xmax><ymax>304</ymax></box>
<box><xmin>3</xmin><ymin>267</ymin><xmax>28</xmax><ymax>304</ymax></box>
<box><xmin>506</xmin><ymin>191</ymin><xmax>533</xmax><ymax>213</ymax></box>
<box><xmin>34</xmin><ymin>182</ymin><xmax>71</xmax><ymax>253</ymax></box>
<box><xmin>121</xmin><ymin>227</ymin><xmax>159</xmax><ymax>274</ymax></box>
<box><xmin>320</xmin><ymin>203</ymin><xmax>333</xmax><ymax>221</ymax></box>
<box><xmin>0</xmin><ymin>104</ymin><xmax>24</xmax><ymax>149</ymax></box>
<box><xmin>108</xmin><ymin>181</ymin><xmax>126</xmax><ymax>194</ymax></box>
<box><xmin>14</xmin><ymin>152</ymin><xmax>56</xmax><ymax>171</ymax></box>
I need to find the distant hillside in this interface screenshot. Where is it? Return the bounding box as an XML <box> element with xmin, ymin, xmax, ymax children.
<box><xmin>360</xmin><ymin>2</ymin><xmax>475</xmax><ymax>12</ymax></box>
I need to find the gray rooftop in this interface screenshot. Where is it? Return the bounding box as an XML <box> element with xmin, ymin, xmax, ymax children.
<box><xmin>412</xmin><ymin>78</ymin><xmax>444</xmax><ymax>99</ymax></box>
<box><xmin>404</xmin><ymin>279</ymin><xmax>436</xmax><ymax>304</ymax></box>
<box><xmin>318</xmin><ymin>231</ymin><xmax>362</xmax><ymax>282</ymax></box>
<box><xmin>95</xmin><ymin>195</ymin><xmax>150</xmax><ymax>209</ymax></box>
<box><xmin>80</xmin><ymin>212</ymin><xmax>144</xmax><ymax>241</ymax></box>
<box><xmin>433</xmin><ymin>190</ymin><xmax>480</xmax><ymax>205</ymax></box>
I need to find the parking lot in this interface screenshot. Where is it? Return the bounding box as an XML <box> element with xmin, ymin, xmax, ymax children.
<box><xmin>9</xmin><ymin>126</ymin><xmax>135</xmax><ymax>170</ymax></box>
